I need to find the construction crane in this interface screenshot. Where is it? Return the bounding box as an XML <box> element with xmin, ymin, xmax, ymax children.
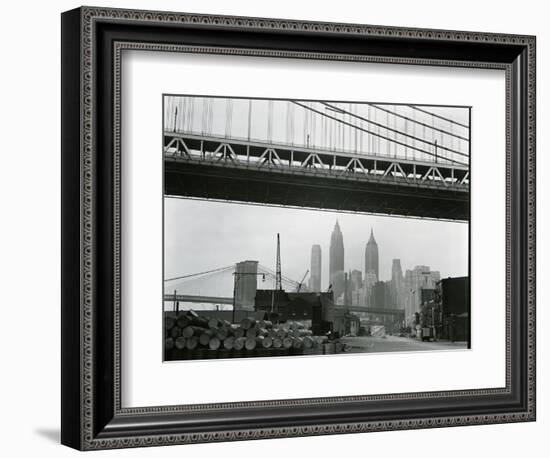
<box><xmin>275</xmin><ymin>233</ymin><xmax>282</xmax><ymax>291</ymax></box>
<box><xmin>296</xmin><ymin>270</ymin><xmax>309</xmax><ymax>293</ymax></box>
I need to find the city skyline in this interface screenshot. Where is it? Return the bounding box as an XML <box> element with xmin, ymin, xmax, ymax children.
<box><xmin>165</xmin><ymin>198</ymin><xmax>468</xmax><ymax>299</ymax></box>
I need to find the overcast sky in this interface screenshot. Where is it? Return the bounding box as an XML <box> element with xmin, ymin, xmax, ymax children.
<box><xmin>164</xmin><ymin>198</ymin><xmax>468</xmax><ymax>297</ymax></box>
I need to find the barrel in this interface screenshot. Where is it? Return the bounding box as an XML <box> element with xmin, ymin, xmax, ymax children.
<box><xmin>208</xmin><ymin>317</ymin><xmax>220</xmax><ymax>329</ymax></box>
<box><xmin>199</xmin><ymin>330</ymin><xmax>214</xmax><ymax>346</ymax></box>
<box><xmin>182</xmin><ymin>325</ymin><xmax>206</xmax><ymax>338</ymax></box>
<box><xmin>186</xmin><ymin>336</ymin><xmax>199</xmax><ymax>350</ymax></box>
<box><xmin>245</xmin><ymin>327</ymin><xmax>258</xmax><ymax>339</ymax></box>
<box><xmin>164</xmin><ymin>337</ymin><xmax>174</xmax><ymax>350</ymax></box>
<box><xmin>293</xmin><ymin>337</ymin><xmax>304</xmax><ymax>350</ymax></box>
<box><xmin>245</xmin><ymin>337</ymin><xmax>257</xmax><ymax>351</ymax></box>
<box><xmin>223</xmin><ymin>336</ymin><xmax>235</xmax><ymax>350</ymax></box>
<box><xmin>262</xmin><ymin>336</ymin><xmax>273</xmax><ymax>348</ymax></box>
<box><xmin>176</xmin><ymin>314</ymin><xmax>189</xmax><ymax>329</ymax></box>
<box><xmin>209</xmin><ymin>336</ymin><xmax>221</xmax><ymax>350</ymax></box>
<box><xmin>234</xmin><ymin>337</ymin><xmax>246</xmax><ymax>351</ymax></box>
<box><xmin>185</xmin><ymin>310</ymin><xmax>209</xmax><ymax>328</ymax></box>
<box><xmin>164</xmin><ymin>316</ymin><xmax>176</xmax><ymax>330</ymax></box>
<box><xmin>303</xmin><ymin>336</ymin><xmax>314</xmax><ymax>349</ymax></box>
<box><xmin>170</xmin><ymin>326</ymin><xmax>182</xmax><ymax>339</ymax></box>
<box><xmin>272</xmin><ymin>337</ymin><xmax>282</xmax><ymax>349</ymax></box>
<box><xmin>241</xmin><ymin>317</ymin><xmax>256</xmax><ymax>330</ymax></box>
<box><xmin>282</xmin><ymin>336</ymin><xmax>293</xmax><ymax>349</ymax></box>
<box><xmin>234</xmin><ymin>327</ymin><xmax>245</xmax><ymax>339</ymax></box>
<box><xmin>175</xmin><ymin>336</ymin><xmax>187</xmax><ymax>350</ymax></box>
<box><xmin>216</xmin><ymin>326</ymin><xmax>230</xmax><ymax>341</ymax></box>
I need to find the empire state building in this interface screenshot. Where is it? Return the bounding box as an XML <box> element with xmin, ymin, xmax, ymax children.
<box><xmin>365</xmin><ymin>228</ymin><xmax>379</xmax><ymax>281</ymax></box>
<box><xmin>329</xmin><ymin>221</ymin><xmax>345</xmax><ymax>301</ymax></box>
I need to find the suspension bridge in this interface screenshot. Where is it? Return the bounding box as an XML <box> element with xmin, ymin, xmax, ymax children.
<box><xmin>164</xmin><ymin>97</ymin><xmax>470</xmax><ymax>221</ymax></box>
<box><xmin>163</xmin><ymin>262</ymin><xmax>405</xmax><ymax>318</ymax></box>
<box><xmin>163</xmin><ymin>263</ymin><xmax>305</xmax><ymax>307</ymax></box>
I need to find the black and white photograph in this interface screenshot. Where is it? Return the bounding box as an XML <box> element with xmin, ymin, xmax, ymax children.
<box><xmin>162</xmin><ymin>95</ymin><xmax>471</xmax><ymax>361</ymax></box>
<box><xmin>53</xmin><ymin>3</ymin><xmax>537</xmax><ymax>452</ymax></box>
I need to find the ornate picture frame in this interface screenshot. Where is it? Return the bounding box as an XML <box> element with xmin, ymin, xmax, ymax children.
<box><xmin>61</xmin><ymin>6</ymin><xmax>536</xmax><ymax>450</ymax></box>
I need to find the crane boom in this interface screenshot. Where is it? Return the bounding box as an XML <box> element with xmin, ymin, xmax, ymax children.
<box><xmin>297</xmin><ymin>270</ymin><xmax>309</xmax><ymax>292</ymax></box>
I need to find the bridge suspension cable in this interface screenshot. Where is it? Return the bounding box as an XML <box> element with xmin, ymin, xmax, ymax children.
<box><xmin>292</xmin><ymin>101</ymin><xmax>467</xmax><ymax>166</ymax></box>
<box><xmin>407</xmin><ymin>105</ymin><xmax>469</xmax><ymax>129</ymax></box>
<box><xmin>164</xmin><ymin>263</ymin><xmax>302</xmax><ymax>290</ymax></box>
<box><xmin>164</xmin><ymin>265</ymin><xmax>235</xmax><ymax>282</ymax></box>
<box><xmin>366</xmin><ymin>103</ymin><xmax>469</xmax><ymax>141</ymax></box>
<box><xmin>257</xmin><ymin>264</ymin><xmax>301</xmax><ymax>289</ymax></box>
<box><xmin>322</xmin><ymin>102</ymin><xmax>467</xmax><ymax>158</ymax></box>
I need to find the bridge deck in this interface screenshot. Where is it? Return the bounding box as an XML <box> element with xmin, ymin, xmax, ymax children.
<box><xmin>164</xmin><ymin>132</ymin><xmax>469</xmax><ymax>189</ymax></box>
<box><xmin>163</xmin><ymin>294</ymin><xmax>405</xmax><ymax>316</ymax></box>
<box><xmin>164</xmin><ymin>133</ymin><xmax>469</xmax><ymax>221</ymax></box>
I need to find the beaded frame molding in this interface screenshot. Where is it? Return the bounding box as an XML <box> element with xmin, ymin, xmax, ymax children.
<box><xmin>61</xmin><ymin>6</ymin><xmax>536</xmax><ymax>450</ymax></box>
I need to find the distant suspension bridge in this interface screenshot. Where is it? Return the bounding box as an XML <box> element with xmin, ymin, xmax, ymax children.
<box><xmin>163</xmin><ymin>263</ymin><xmax>405</xmax><ymax>318</ymax></box>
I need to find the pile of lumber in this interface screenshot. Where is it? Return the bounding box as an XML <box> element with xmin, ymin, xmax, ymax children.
<box><xmin>164</xmin><ymin>311</ymin><xmax>328</xmax><ymax>358</ymax></box>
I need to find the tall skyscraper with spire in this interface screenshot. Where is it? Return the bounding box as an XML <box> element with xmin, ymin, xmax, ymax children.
<box><xmin>329</xmin><ymin>221</ymin><xmax>345</xmax><ymax>301</ymax></box>
<box><xmin>365</xmin><ymin>228</ymin><xmax>379</xmax><ymax>281</ymax></box>
<box><xmin>309</xmin><ymin>244</ymin><xmax>322</xmax><ymax>292</ymax></box>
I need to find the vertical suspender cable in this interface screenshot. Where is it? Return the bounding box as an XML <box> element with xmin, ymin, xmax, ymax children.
<box><xmin>208</xmin><ymin>99</ymin><xmax>213</xmax><ymax>136</ymax></box>
<box><xmin>225</xmin><ymin>98</ymin><xmax>233</xmax><ymax>138</ymax></box>
<box><xmin>376</xmin><ymin>109</ymin><xmax>380</xmax><ymax>154</ymax></box>
<box><xmin>303</xmin><ymin>102</ymin><xmax>308</xmax><ymax>147</ymax></box>
<box><xmin>354</xmin><ymin>104</ymin><xmax>358</xmax><ymax>154</ymax></box>
<box><xmin>201</xmin><ymin>98</ymin><xmax>207</xmax><ymax>135</ymax></box>
<box><xmin>311</xmin><ymin>105</ymin><xmax>316</xmax><ymax>148</ymax></box>
<box><xmin>267</xmin><ymin>100</ymin><xmax>273</xmax><ymax>143</ymax></box>
<box><xmin>247</xmin><ymin>99</ymin><xmax>252</xmax><ymax>141</ymax></box>
<box><xmin>359</xmin><ymin>104</ymin><xmax>363</xmax><ymax>154</ymax></box>
<box><xmin>289</xmin><ymin>102</ymin><xmax>294</xmax><ymax>146</ymax></box>
<box><xmin>405</xmin><ymin>116</ymin><xmax>409</xmax><ymax>160</ymax></box>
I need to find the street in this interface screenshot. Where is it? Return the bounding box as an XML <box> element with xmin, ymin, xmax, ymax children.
<box><xmin>341</xmin><ymin>335</ymin><xmax>468</xmax><ymax>353</ymax></box>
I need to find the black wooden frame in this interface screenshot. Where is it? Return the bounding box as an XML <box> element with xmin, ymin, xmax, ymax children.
<box><xmin>61</xmin><ymin>6</ymin><xmax>536</xmax><ymax>450</ymax></box>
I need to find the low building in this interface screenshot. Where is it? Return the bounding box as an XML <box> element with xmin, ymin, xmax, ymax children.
<box><xmin>440</xmin><ymin>276</ymin><xmax>470</xmax><ymax>344</ymax></box>
<box><xmin>254</xmin><ymin>290</ymin><xmax>332</xmax><ymax>323</ymax></box>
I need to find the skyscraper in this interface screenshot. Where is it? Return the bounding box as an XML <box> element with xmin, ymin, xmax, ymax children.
<box><xmin>350</xmin><ymin>269</ymin><xmax>363</xmax><ymax>306</ymax></box>
<box><xmin>309</xmin><ymin>244</ymin><xmax>322</xmax><ymax>292</ymax></box>
<box><xmin>365</xmin><ymin>228</ymin><xmax>379</xmax><ymax>281</ymax></box>
<box><xmin>364</xmin><ymin>269</ymin><xmax>378</xmax><ymax>306</ymax></box>
<box><xmin>329</xmin><ymin>221</ymin><xmax>345</xmax><ymax>301</ymax></box>
<box><xmin>403</xmin><ymin>265</ymin><xmax>441</xmax><ymax>324</ymax></box>
<box><xmin>390</xmin><ymin>259</ymin><xmax>404</xmax><ymax>308</ymax></box>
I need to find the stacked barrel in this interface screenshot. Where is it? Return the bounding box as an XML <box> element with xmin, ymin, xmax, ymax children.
<box><xmin>164</xmin><ymin>311</ymin><xmax>330</xmax><ymax>360</ymax></box>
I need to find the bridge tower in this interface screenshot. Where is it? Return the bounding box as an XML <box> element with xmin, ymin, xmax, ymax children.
<box><xmin>234</xmin><ymin>261</ymin><xmax>259</xmax><ymax>311</ymax></box>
